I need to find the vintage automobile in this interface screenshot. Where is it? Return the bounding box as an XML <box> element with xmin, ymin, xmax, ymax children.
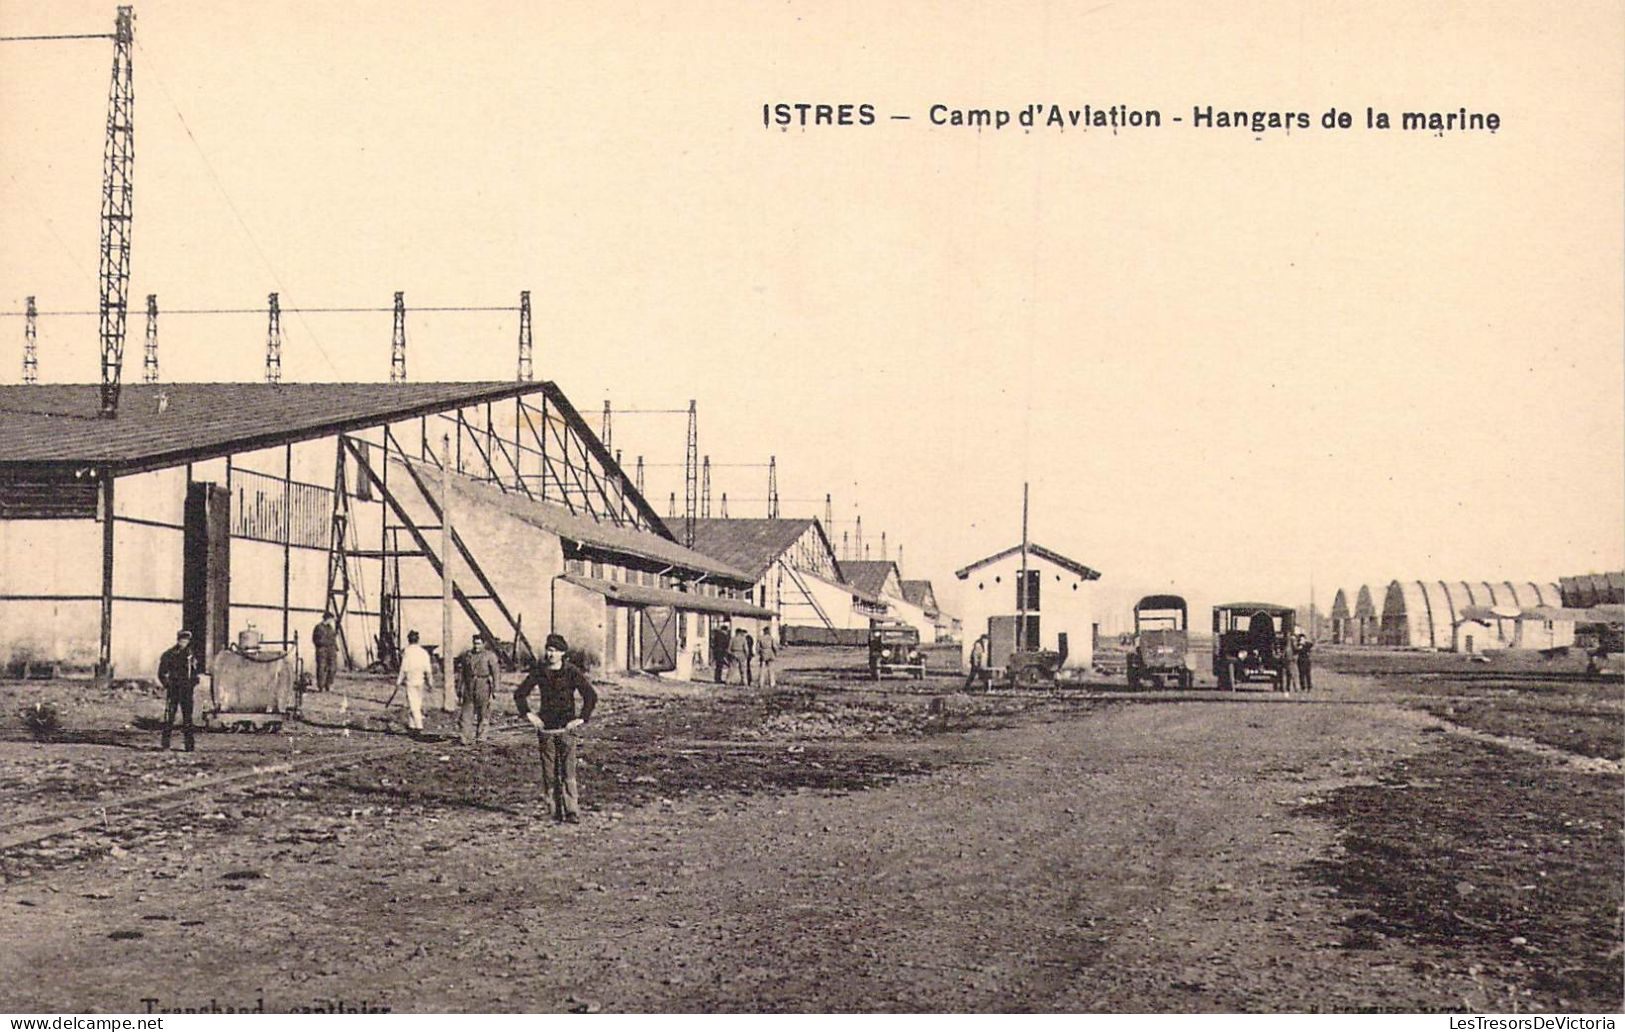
<box><xmin>868</xmin><ymin>623</ymin><xmax>926</xmax><ymax>680</ymax></box>
<box><xmin>1128</xmin><ymin>594</ymin><xmax>1193</xmax><ymax>690</ymax></box>
<box><xmin>1212</xmin><ymin>602</ymin><xmax>1296</xmax><ymax>691</ymax></box>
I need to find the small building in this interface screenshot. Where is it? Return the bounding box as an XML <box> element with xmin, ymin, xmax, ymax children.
<box><xmin>953</xmin><ymin>543</ymin><xmax>1101</xmax><ymax>672</ymax></box>
<box><xmin>0</xmin><ymin>381</ymin><xmax>766</xmax><ymax>681</ymax></box>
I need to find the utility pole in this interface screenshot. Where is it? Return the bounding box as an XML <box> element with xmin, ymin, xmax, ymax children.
<box><xmin>516</xmin><ymin>289</ymin><xmax>533</xmax><ymax>382</ymax></box>
<box><xmin>264</xmin><ymin>292</ymin><xmax>282</xmax><ymax>384</ymax></box>
<box><xmin>897</xmin><ymin>544</ymin><xmax>903</xmax><ymax>574</ymax></box>
<box><xmin>141</xmin><ymin>294</ymin><xmax>157</xmax><ymax>383</ymax></box>
<box><xmin>635</xmin><ymin>455</ymin><xmax>645</xmax><ymax>496</ymax></box>
<box><xmin>389</xmin><ymin>291</ymin><xmax>406</xmax><ymax>383</ymax></box>
<box><xmin>855</xmin><ymin>515</ymin><xmax>863</xmax><ymax>561</ymax></box>
<box><xmin>719</xmin><ymin>492</ymin><xmax>729</xmax><ymax>519</ymax></box>
<box><xmin>23</xmin><ymin>296</ymin><xmax>38</xmax><ymax>384</ymax></box>
<box><xmin>440</xmin><ymin>434</ymin><xmax>455</xmax><ymax>712</ymax></box>
<box><xmin>842</xmin><ymin>530</ymin><xmax>849</xmax><ymax>560</ymax></box>
<box><xmin>767</xmin><ymin>456</ymin><xmax>779</xmax><ymax>517</ymax></box>
<box><xmin>601</xmin><ymin>401</ymin><xmax>612</xmax><ymax>452</ymax></box>
<box><xmin>701</xmin><ymin>456</ymin><xmax>711</xmax><ymax>518</ymax></box>
<box><xmin>98</xmin><ymin>6</ymin><xmax>135</xmax><ymax>418</ymax></box>
<box><xmin>683</xmin><ymin>400</ymin><xmax>697</xmax><ymax>546</ymax></box>
<box><xmin>824</xmin><ymin>494</ymin><xmax>832</xmax><ymax>531</ymax></box>
<box><xmin>668</xmin><ymin>491</ymin><xmax>676</xmax><ymax>519</ymax></box>
<box><xmin>881</xmin><ymin>531</ymin><xmax>887</xmax><ymax>561</ymax></box>
<box><xmin>1018</xmin><ymin>483</ymin><xmax>1030</xmax><ymax>654</ymax></box>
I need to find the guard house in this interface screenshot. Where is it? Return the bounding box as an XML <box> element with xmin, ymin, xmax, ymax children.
<box><xmin>954</xmin><ymin>543</ymin><xmax>1101</xmax><ymax>672</ymax></box>
<box><xmin>0</xmin><ymin>381</ymin><xmax>765</xmax><ymax>681</ymax></box>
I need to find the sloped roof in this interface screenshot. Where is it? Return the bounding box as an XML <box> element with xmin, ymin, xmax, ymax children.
<box><xmin>428</xmin><ymin>459</ymin><xmax>751</xmax><ymax>584</ymax></box>
<box><xmin>840</xmin><ymin>560</ymin><xmax>900</xmax><ymax>598</ymax></box>
<box><xmin>899</xmin><ymin>579</ymin><xmax>939</xmax><ymax>615</ymax></box>
<box><xmin>0</xmin><ymin>381</ymin><xmax>545</xmax><ymax>472</ymax></box>
<box><xmin>687</xmin><ymin>518</ymin><xmax>824</xmax><ymax>581</ymax></box>
<box><xmin>953</xmin><ymin>544</ymin><xmax>1102</xmax><ymax>581</ymax></box>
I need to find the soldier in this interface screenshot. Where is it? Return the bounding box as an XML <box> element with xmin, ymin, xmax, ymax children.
<box><xmin>1281</xmin><ymin>630</ymin><xmax>1299</xmax><ymax>693</ymax></box>
<box><xmin>964</xmin><ymin>634</ymin><xmax>989</xmax><ymax>691</ymax></box>
<box><xmin>312</xmin><ymin>611</ymin><xmax>340</xmax><ymax>692</ymax></box>
<box><xmin>514</xmin><ymin>634</ymin><xmax>597</xmax><ymax>824</ymax></box>
<box><xmin>757</xmin><ymin>625</ymin><xmax>779</xmax><ymax>689</ymax></box>
<box><xmin>157</xmin><ymin>630</ymin><xmax>200</xmax><ymax>752</ymax></box>
<box><xmin>710</xmin><ymin>620</ymin><xmax>732</xmax><ymax>683</ymax></box>
<box><xmin>730</xmin><ymin>625</ymin><xmax>752</xmax><ymax>686</ymax></box>
<box><xmin>457</xmin><ymin>633</ymin><xmax>502</xmax><ymax>745</ymax></box>
<box><xmin>1294</xmin><ymin>632</ymin><xmax>1315</xmax><ymax>692</ymax></box>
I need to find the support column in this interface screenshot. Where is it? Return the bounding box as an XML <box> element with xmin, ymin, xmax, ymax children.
<box><xmin>98</xmin><ymin>470</ymin><xmax>115</xmax><ymax>682</ymax></box>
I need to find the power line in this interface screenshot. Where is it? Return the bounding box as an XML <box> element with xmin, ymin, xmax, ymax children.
<box><xmin>0</xmin><ymin>33</ymin><xmax>115</xmax><ymax>42</ymax></box>
<box><xmin>0</xmin><ymin>304</ymin><xmax>519</xmax><ymax>317</ymax></box>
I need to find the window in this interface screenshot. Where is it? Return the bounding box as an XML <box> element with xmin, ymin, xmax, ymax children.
<box><xmin>1015</xmin><ymin>570</ymin><xmax>1041</xmax><ymax>611</ymax></box>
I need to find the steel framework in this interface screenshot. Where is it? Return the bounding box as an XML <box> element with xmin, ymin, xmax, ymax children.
<box><xmin>23</xmin><ymin>296</ymin><xmax>38</xmax><ymax>384</ymax></box>
<box><xmin>389</xmin><ymin>291</ymin><xmax>406</xmax><ymax>382</ymax></box>
<box><xmin>97</xmin><ymin>6</ymin><xmax>135</xmax><ymax>418</ymax></box>
<box><xmin>265</xmin><ymin>292</ymin><xmax>282</xmax><ymax>383</ymax></box>
<box><xmin>141</xmin><ymin>294</ymin><xmax>157</xmax><ymax>382</ymax></box>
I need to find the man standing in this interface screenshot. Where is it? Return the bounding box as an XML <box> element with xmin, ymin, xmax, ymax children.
<box><xmin>730</xmin><ymin>625</ymin><xmax>752</xmax><ymax>686</ymax></box>
<box><xmin>757</xmin><ymin>625</ymin><xmax>779</xmax><ymax>689</ymax></box>
<box><xmin>710</xmin><ymin>620</ymin><xmax>732</xmax><ymax>684</ymax></box>
<box><xmin>457</xmin><ymin>633</ymin><xmax>502</xmax><ymax>745</ymax></box>
<box><xmin>157</xmin><ymin>630</ymin><xmax>200</xmax><ymax>752</ymax></box>
<box><xmin>1281</xmin><ymin>630</ymin><xmax>1299</xmax><ymax>693</ymax></box>
<box><xmin>1295</xmin><ymin>632</ymin><xmax>1314</xmax><ymax>692</ymax></box>
<box><xmin>964</xmin><ymin>634</ymin><xmax>989</xmax><ymax>692</ymax></box>
<box><xmin>514</xmin><ymin>633</ymin><xmax>598</xmax><ymax>824</ymax></box>
<box><xmin>312</xmin><ymin>611</ymin><xmax>340</xmax><ymax>693</ymax></box>
<box><xmin>396</xmin><ymin>629</ymin><xmax>433</xmax><ymax>732</ymax></box>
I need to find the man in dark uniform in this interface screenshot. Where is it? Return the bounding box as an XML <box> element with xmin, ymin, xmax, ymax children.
<box><xmin>157</xmin><ymin>629</ymin><xmax>201</xmax><ymax>751</ymax></box>
<box><xmin>710</xmin><ymin>620</ymin><xmax>732</xmax><ymax>684</ymax></box>
<box><xmin>457</xmin><ymin>633</ymin><xmax>502</xmax><ymax>746</ymax></box>
<box><xmin>312</xmin><ymin>612</ymin><xmax>340</xmax><ymax>692</ymax></box>
<box><xmin>514</xmin><ymin>633</ymin><xmax>597</xmax><ymax>823</ymax></box>
<box><xmin>1294</xmin><ymin>632</ymin><xmax>1314</xmax><ymax>692</ymax></box>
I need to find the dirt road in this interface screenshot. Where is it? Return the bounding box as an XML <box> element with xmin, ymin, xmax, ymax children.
<box><xmin>3</xmin><ymin>672</ymin><xmax>1615</xmax><ymax>1014</ymax></box>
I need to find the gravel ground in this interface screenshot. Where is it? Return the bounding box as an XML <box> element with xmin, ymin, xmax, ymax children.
<box><xmin>0</xmin><ymin>651</ymin><xmax>1618</xmax><ymax>1013</ymax></box>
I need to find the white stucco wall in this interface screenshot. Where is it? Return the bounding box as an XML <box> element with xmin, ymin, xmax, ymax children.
<box><xmin>957</xmin><ymin>552</ymin><xmax>1096</xmax><ymax>670</ymax></box>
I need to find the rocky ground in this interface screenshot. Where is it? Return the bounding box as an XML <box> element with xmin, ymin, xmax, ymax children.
<box><xmin>0</xmin><ymin>649</ymin><xmax>1618</xmax><ymax>1013</ymax></box>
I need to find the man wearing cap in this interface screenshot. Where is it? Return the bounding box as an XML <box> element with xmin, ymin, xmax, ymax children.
<box><xmin>514</xmin><ymin>633</ymin><xmax>597</xmax><ymax>823</ymax></box>
<box><xmin>457</xmin><ymin>633</ymin><xmax>502</xmax><ymax>746</ymax></box>
<box><xmin>157</xmin><ymin>630</ymin><xmax>201</xmax><ymax>752</ymax></box>
<box><xmin>709</xmin><ymin>620</ymin><xmax>732</xmax><ymax>684</ymax></box>
<box><xmin>312</xmin><ymin>611</ymin><xmax>340</xmax><ymax>692</ymax></box>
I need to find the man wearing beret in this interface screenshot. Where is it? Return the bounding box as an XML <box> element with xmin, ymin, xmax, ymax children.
<box><xmin>513</xmin><ymin>633</ymin><xmax>597</xmax><ymax>823</ymax></box>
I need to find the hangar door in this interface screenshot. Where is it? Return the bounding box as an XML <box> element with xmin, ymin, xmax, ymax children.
<box><xmin>639</xmin><ymin>606</ymin><xmax>678</xmax><ymax>673</ymax></box>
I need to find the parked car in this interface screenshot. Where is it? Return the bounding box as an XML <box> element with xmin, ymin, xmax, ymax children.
<box><xmin>1128</xmin><ymin>594</ymin><xmax>1193</xmax><ymax>690</ymax></box>
<box><xmin>868</xmin><ymin>624</ymin><xmax>925</xmax><ymax>680</ymax></box>
<box><xmin>1212</xmin><ymin>602</ymin><xmax>1296</xmax><ymax>691</ymax></box>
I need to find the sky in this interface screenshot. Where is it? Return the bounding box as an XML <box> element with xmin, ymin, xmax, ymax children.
<box><xmin>1</xmin><ymin>0</ymin><xmax>1621</xmax><ymax>631</ymax></box>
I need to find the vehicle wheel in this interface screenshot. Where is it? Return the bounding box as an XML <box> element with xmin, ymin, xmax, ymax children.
<box><xmin>1126</xmin><ymin>671</ymin><xmax>1139</xmax><ymax>692</ymax></box>
<box><xmin>1180</xmin><ymin>670</ymin><xmax>1193</xmax><ymax>691</ymax></box>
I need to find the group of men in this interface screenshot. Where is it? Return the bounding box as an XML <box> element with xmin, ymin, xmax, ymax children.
<box><xmin>708</xmin><ymin>620</ymin><xmax>778</xmax><ymax>688</ymax></box>
<box><xmin>158</xmin><ymin>619</ymin><xmax>596</xmax><ymax>824</ymax></box>
<box><xmin>1282</xmin><ymin>631</ymin><xmax>1315</xmax><ymax>692</ymax></box>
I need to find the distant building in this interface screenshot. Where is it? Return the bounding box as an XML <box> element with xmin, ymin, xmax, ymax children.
<box><xmin>1378</xmin><ymin>579</ymin><xmax>1567</xmax><ymax>652</ymax></box>
<box><xmin>900</xmin><ymin>579</ymin><xmax>955</xmax><ymax>643</ymax></box>
<box><xmin>686</xmin><ymin>517</ymin><xmax>874</xmax><ymax>634</ymax></box>
<box><xmin>841</xmin><ymin>560</ymin><xmax>931</xmax><ymax>638</ymax></box>
<box><xmin>953</xmin><ymin>543</ymin><xmax>1101</xmax><ymax>671</ymax></box>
